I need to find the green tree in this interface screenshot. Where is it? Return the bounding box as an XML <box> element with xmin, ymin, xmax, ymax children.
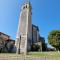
<box><xmin>48</xmin><ymin>30</ymin><xmax>60</xmax><ymax>51</ymax></box>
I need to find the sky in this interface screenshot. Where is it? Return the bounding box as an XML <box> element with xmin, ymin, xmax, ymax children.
<box><xmin>0</xmin><ymin>0</ymin><xmax>60</xmax><ymax>47</ymax></box>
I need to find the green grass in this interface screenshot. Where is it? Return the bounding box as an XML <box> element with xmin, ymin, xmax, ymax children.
<box><xmin>0</xmin><ymin>52</ymin><xmax>60</xmax><ymax>57</ymax></box>
<box><xmin>29</xmin><ymin>52</ymin><xmax>60</xmax><ymax>57</ymax></box>
<box><xmin>0</xmin><ymin>53</ymin><xmax>60</xmax><ymax>60</ymax></box>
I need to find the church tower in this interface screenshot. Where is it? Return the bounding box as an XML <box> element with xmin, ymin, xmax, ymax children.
<box><xmin>15</xmin><ymin>0</ymin><xmax>32</xmax><ymax>54</ymax></box>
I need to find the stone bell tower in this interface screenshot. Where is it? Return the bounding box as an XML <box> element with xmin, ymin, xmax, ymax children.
<box><xmin>15</xmin><ymin>0</ymin><xmax>32</xmax><ymax>54</ymax></box>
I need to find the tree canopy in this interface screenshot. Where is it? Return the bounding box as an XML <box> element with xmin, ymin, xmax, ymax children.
<box><xmin>48</xmin><ymin>30</ymin><xmax>60</xmax><ymax>50</ymax></box>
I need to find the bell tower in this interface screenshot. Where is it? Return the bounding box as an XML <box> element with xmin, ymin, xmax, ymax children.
<box><xmin>15</xmin><ymin>0</ymin><xmax>32</xmax><ymax>54</ymax></box>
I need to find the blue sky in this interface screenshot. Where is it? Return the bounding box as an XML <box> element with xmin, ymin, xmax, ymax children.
<box><xmin>0</xmin><ymin>0</ymin><xmax>60</xmax><ymax>46</ymax></box>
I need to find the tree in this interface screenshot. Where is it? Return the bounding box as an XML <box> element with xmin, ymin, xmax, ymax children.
<box><xmin>42</xmin><ymin>43</ymin><xmax>47</xmax><ymax>51</ymax></box>
<box><xmin>31</xmin><ymin>44</ymin><xmax>40</xmax><ymax>51</ymax></box>
<box><xmin>5</xmin><ymin>41</ymin><xmax>14</xmax><ymax>53</ymax></box>
<box><xmin>48</xmin><ymin>30</ymin><xmax>60</xmax><ymax>51</ymax></box>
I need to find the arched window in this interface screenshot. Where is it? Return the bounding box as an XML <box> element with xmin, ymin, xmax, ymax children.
<box><xmin>23</xmin><ymin>6</ymin><xmax>25</xmax><ymax>9</ymax></box>
<box><xmin>26</xmin><ymin>5</ymin><xmax>27</xmax><ymax>8</ymax></box>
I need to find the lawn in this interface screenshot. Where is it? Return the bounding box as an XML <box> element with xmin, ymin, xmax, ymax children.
<box><xmin>29</xmin><ymin>52</ymin><xmax>60</xmax><ymax>57</ymax></box>
<box><xmin>0</xmin><ymin>52</ymin><xmax>60</xmax><ymax>60</ymax></box>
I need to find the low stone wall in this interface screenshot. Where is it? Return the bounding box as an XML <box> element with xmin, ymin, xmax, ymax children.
<box><xmin>0</xmin><ymin>54</ymin><xmax>60</xmax><ymax>60</ymax></box>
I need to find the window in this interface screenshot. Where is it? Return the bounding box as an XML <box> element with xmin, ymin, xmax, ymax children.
<box><xmin>23</xmin><ymin>6</ymin><xmax>25</xmax><ymax>9</ymax></box>
<box><xmin>26</xmin><ymin>5</ymin><xmax>27</xmax><ymax>8</ymax></box>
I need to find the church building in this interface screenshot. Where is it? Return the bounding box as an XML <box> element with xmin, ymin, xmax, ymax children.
<box><xmin>15</xmin><ymin>0</ymin><xmax>46</xmax><ymax>54</ymax></box>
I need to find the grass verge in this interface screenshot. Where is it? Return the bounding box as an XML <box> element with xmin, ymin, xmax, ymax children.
<box><xmin>28</xmin><ymin>52</ymin><xmax>60</xmax><ymax>57</ymax></box>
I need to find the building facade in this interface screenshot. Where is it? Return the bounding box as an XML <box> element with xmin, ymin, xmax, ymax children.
<box><xmin>15</xmin><ymin>0</ymin><xmax>46</xmax><ymax>54</ymax></box>
<box><xmin>0</xmin><ymin>32</ymin><xmax>15</xmax><ymax>53</ymax></box>
<box><xmin>32</xmin><ymin>24</ymin><xmax>39</xmax><ymax>43</ymax></box>
<box><xmin>15</xmin><ymin>1</ymin><xmax>32</xmax><ymax>54</ymax></box>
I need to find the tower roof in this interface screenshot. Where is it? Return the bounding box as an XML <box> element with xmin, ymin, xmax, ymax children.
<box><xmin>23</xmin><ymin>0</ymin><xmax>30</xmax><ymax>3</ymax></box>
<box><xmin>22</xmin><ymin>0</ymin><xmax>31</xmax><ymax>5</ymax></box>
